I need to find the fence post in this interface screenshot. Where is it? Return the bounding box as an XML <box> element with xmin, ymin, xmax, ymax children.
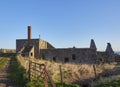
<box><xmin>59</xmin><ymin>65</ymin><xmax>63</xmax><ymax>87</ymax></box>
<box><xmin>35</xmin><ymin>63</ymin><xmax>36</xmax><ymax>79</ymax></box>
<box><xmin>93</xmin><ymin>64</ymin><xmax>97</xmax><ymax>78</ymax></box>
<box><xmin>47</xmin><ymin>71</ymin><xmax>56</xmax><ymax>87</ymax></box>
<box><xmin>29</xmin><ymin>57</ymin><xmax>31</xmax><ymax>81</ymax></box>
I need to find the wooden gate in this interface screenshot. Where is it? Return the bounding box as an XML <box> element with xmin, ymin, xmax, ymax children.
<box><xmin>29</xmin><ymin>61</ymin><xmax>56</xmax><ymax>87</ymax></box>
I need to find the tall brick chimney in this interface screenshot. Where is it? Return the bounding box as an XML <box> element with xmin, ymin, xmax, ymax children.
<box><xmin>28</xmin><ymin>26</ymin><xmax>32</xmax><ymax>46</ymax></box>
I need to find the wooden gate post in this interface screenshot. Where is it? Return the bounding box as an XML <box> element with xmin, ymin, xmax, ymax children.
<box><xmin>59</xmin><ymin>65</ymin><xmax>63</xmax><ymax>87</ymax></box>
<box><xmin>28</xmin><ymin>58</ymin><xmax>31</xmax><ymax>81</ymax></box>
<box><xmin>93</xmin><ymin>64</ymin><xmax>97</xmax><ymax>78</ymax></box>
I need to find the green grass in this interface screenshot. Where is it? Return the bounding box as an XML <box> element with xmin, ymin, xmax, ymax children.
<box><xmin>0</xmin><ymin>57</ymin><xmax>8</xmax><ymax>70</ymax></box>
<box><xmin>9</xmin><ymin>56</ymin><xmax>28</xmax><ymax>86</ymax></box>
<box><xmin>0</xmin><ymin>53</ymin><xmax>16</xmax><ymax>57</ymax></box>
<box><xmin>95</xmin><ymin>79</ymin><xmax>120</xmax><ymax>87</ymax></box>
<box><xmin>26</xmin><ymin>79</ymin><xmax>80</xmax><ymax>87</ymax></box>
<box><xmin>8</xmin><ymin>56</ymin><xmax>80</xmax><ymax>87</ymax></box>
<box><xmin>55</xmin><ymin>83</ymin><xmax>80</xmax><ymax>87</ymax></box>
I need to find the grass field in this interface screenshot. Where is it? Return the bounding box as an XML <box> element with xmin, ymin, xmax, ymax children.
<box><xmin>9</xmin><ymin>56</ymin><xmax>28</xmax><ymax>86</ymax></box>
<box><xmin>0</xmin><ymin>57</ymin><xmax>8</xmax><ymax>70</ymax></box>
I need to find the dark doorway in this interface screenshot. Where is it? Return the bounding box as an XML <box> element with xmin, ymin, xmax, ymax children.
<box><xmin>42</xmin><ymin>54</ymin><xmax>45</xmax><ymax>59</ymax></box>
<box><xmin>72</xmin><ymin>54</ymin><xmax>76</xmax><ymax>60</ymax></box>
<box><xmin>31</xmin><ymin>53</ymin><xmax>33</xmax><ymax>56</ymax></box>
<box><xmin>53</xmin><ymin>57</ymin><xmax>56</xmax><ymax>62</ymax></box>
<box><xmin>65</xmin><ymin>57</ymin><xmax>69</xmax><ymax>63</ymax></box>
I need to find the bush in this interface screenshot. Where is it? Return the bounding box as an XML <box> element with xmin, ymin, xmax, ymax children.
<box><xmin>26</xmin><ymin>78</ymin><xmax>44</xmax><ymax>87</ymax></box>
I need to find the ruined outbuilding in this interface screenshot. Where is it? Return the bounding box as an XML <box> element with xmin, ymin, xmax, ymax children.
<box><xmin>16</xmin><ymin>26</ymin><xmax>120</xmax><ymax>64</ymax></box>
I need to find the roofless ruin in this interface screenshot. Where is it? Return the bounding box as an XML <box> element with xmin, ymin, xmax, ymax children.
<box><xmin>16</xmin><ymin>26</ymin><xmax>120</xmax><ymax>64</ymax></box>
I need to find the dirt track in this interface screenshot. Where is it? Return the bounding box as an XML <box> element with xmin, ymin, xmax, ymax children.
<box><xmin>0</xmin><ymin>58</ymin><xmax>17</xmax><ymax>87</ymax></box>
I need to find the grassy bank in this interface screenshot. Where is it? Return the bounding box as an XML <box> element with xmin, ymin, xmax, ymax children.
<box><xmin>9</xmin><ymin>56</ymin><xmax>28</xmax><ymax>86</ymax></box>
<box><xmin>95</xmin><ymin>79</ymin><xmax>120</xmax><ymax>87</ymax></box>
<box><xmin>0</xmin><ymin>57</ymin><xmax>8</xmax><ymax>70</ymax></box>
<box><xmin>9</xmin><ymin>56</ymin><xmax>80</xmax><ymax>87</ymax></box>
<box><xmin>27</xmin><ymin>80</ymin><xmax>80</xmax><ymax>87</ymax></box>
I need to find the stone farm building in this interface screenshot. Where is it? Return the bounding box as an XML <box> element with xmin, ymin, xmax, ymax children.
<box><xmin>16</xmin><ymin>26</ymin><xmax>120</xmax><ymax>64</ymax></box>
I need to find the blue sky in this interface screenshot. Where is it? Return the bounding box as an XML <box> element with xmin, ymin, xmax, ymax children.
<box><xmin>0</xmin><ymin>0</ymin><xmax>120</xmax><ymax>51</ymax></box>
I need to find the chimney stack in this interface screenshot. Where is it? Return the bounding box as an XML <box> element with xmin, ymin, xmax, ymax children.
<box><xmin>28</xmin><ymin>26</ymin><xmax>32</xmax><ymax>46</ymax></box>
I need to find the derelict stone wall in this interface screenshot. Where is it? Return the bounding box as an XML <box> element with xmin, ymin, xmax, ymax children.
<box><xmin>39</xmin><ymin>39</ymin><xmax>54</xmax><ymax>49</ymax></box>
<box><xmin>97</xmin><ymin>52</ymin><xmax>115</xmax><ymax>63</ymax></box>
<box><xmin>16</xmin><ymin>39</ymin><xmax>55</xmax><ymax>58</ymax></box>
<box><xmin>40</xmin><ymin>48</ymin><xmax>97</xmax><ymax>64</ymax></box>
<box><xmin>16</xmin><ymin>39</ymin><xmax>40</xmax><ymax>58</ymax></box>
